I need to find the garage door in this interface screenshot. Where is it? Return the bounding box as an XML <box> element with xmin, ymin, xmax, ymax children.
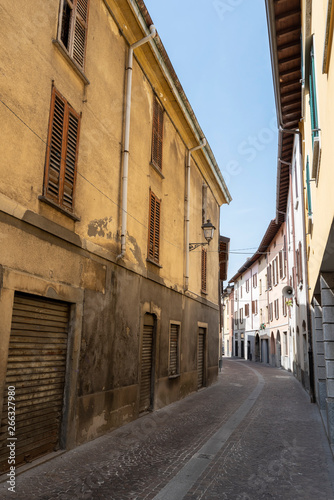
<box><xmin>0</xmin><ymin>293</ymin><xmax>70</xmax><ymax>472</ymax></box>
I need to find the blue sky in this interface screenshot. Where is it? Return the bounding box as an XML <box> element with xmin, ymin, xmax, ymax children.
<box><xmin>143</xmin><ymin>0</ymin><xmax>278</xmax><ymax>281</ymax></box>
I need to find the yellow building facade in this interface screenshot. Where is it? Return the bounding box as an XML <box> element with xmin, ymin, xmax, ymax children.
<box><xmin>0</xmin><ymin>0</ymin><xmax>230</xmax><ymax>471</ymax></box>
<box><xmin>300</xmin><ymin>0</ymin><xmax>334</xmax><ymax>448</ymax></box>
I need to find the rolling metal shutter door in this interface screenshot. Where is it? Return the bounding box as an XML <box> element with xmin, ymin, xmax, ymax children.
<box><xmin>0</xmin><ymin>293</ymin><xmax>70</xmax><ymax>473</ymax></box>
<box><xmin>169</xmin><ymin>324</ymin><xmax>178</xmax><ymax>376</ymax></box>
<box><xmin>197</xmin><ymin>329</ymin><xmax>205</xmax><ymax>389</ymax></box>
<box><xmin>139</xmin><ymin>324</ymin><xmax>154</xmax><ymax>413</ymax></box>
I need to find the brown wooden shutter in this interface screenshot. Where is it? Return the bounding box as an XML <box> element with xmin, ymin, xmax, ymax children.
<box><xmin>279</xmin><ymin>250</ymin><xmax>283</xmax><ymax>279</ymax></box>
<box><xmin>72</xmin><ymin>0</ymin><xmax>89</xmax><ymax>68</ymax></box>
<box><xmin>201</xmin><ymin>248</ymin><xmax>207</xmax><ymax>293</ymax></box>
<box><xmin>298</xmin><ymin>242</ymin><xmax>303</xmax><ymax>284</ymax></box>
<box><xmin>267</xmin><ymin>265</ymin><xmax>272</xmax><ymax>288</ymax></box>
<box><xmin>45</xmin><ymin>88</ymin><xmax>80</xmax><ymax>211</ymax></box>
<box><xmin>46</xmin><ymin>91</ymin><xmax>65</xmax><ymax>201</ymax></box>
<box><xmin>152</xmin><ymin>97</ymin><xmax>164</xmax><ymax>170</ymax></box>
<box><xmin>148</xmin><ymin>191</ymin><xmax>161</xmax><ymax>264</ymax></box>
<box><xmin>169</xmin><ymin>324</ymin><xmax>179</xmax><ymax>376</ymax></box>
<box><xmin>219</xmin><ymin>240</ymin><xmax>227</xmax><ymax>281</ymax></box>
<box><xmin>154</xmin><ymin>197</ymin><xmax>160</xmax><ymax>262</ymax></box>
<box><xmin>63</xmin><ymin>109</ymin><xmax>80</xmax><ymax>209</ymax></box>
<box><xmin>276</xmin><ymin>257</ymin><xmax>279</xmax><ymax>284</ymax></box>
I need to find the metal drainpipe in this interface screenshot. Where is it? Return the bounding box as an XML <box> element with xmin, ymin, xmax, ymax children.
<box><xmin>185</xmin><ymin>139</ymin><xmax>207</xmax><ymax>290</ymax></box>
<box><xmin>117</xmin><ymin>25</ymin><xmax>157</xmax><ymax>261</ymax></box>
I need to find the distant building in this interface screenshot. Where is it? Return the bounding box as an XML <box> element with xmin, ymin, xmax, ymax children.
<box><xmin>222</xmin><ymin>285</ymin><xmax>233</xmax><ymax>357</ymax></box>
<box><xmin>229</xmin><ymin>221</ymin><xmax>288</xmax><ymax>366</ymax></box>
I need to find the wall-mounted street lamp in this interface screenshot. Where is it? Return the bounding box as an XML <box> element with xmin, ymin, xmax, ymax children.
<box><xmin>189</xmin><ymin>219</ymin><xmax>215</xmax><ymax>251</ymax></box>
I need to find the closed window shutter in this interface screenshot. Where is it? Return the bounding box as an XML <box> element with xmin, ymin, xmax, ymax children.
<box><xmin>219</xmin><ymin>240</ymin><xmax>227</xmax><ymax>281</ymax></box>
<box><xmin>152</xmin><ymin>97</ymin><xmax>164</xmax><ymax>169</ymax></box>
<box><xmin>276</xmin><ymin>257</ymin><xmax>279</xmax><ymax>284</ymax></box>
<box><xmin>298</xmin><ymin>242</ymin><xmax>303</xmax><ymax>284</ymax></box>
<box><xmin>46</xmin><ymin>93</ymin><xmax>65</xmax><ymax>201</ymax></box>
<box><xmin>201</xmin><ymin>248</ymin><xmax>207</xmax><ymax>293</ymax></box>
<box><xmin>279</xmin><ymin>250</ymin><xmax>283</xmax><ymax>279</ymax></box>
<box><xmin>45</xmin><ymin>88</ymin><xmax>80</xmax><ymax>211</ymax></box>
<box><xmin>267</xmin><ymin>265</ymin><xmax>272</xmax><ymax>288</ymax></box>
<box><xmin>148</xmin><ymin>191</ymin><xmax>161</xmax><ymax>263</ymax></box>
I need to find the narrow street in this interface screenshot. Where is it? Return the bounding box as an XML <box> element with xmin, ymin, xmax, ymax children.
<box><xmin>1</xmin><ymin>359</ymin><xmax>333</xmax><ymax>500</ymax></box>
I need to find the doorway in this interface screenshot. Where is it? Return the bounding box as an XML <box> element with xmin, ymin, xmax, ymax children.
<box><xmin>139</xmin><ymin>314</ymin><xmax>156</xmax><ymax>412</ymax></box>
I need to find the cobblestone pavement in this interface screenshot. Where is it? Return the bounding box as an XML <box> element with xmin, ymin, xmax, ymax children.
<box><xmin>1</xmin><ymin>360</ymin><xmax>334</xmax><ymax>499</ymax></box>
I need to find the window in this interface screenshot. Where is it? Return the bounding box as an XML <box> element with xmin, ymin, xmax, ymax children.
<box><xmin>148</xmin><ymin>191</ymin><xmax>161</xmax><ymax>264</ymax></box>
<box><xmin>245</xmin><ymin>279</ymin><xmax>249</xmax><ymax>293</ymax></box>
<box><xmin>269</xmin><ymin>303</ymin><xmax>273</xmax><ymax>322</ymax></box>
<box><xmin>284</xmin><ymin>332</ymin><xmax>288</xmax><ymax>356</ymax></box>
<box><xmin>267</xmin><ymin>265</ymin><xmax>272</xmax><ymax>289</ymax></box>
<box><xmin>245</xmin><ymin>303</ymin><xmax>250</xmax><ymax>317</ymax></box>
<box><xmin>43</xmin><ymin>87</ymin><xmax>80</xmax><ymax>213</ymax></box>
<box><xmin>201</xmin><ymin>248</ymin><xmax>207</xmax><ymax>293</ymax></box>
<box><xmin>309</xmin><ymin>42</ymin><xmax>319</xmax><ymax>149</ymax></box>
<box><xmin>240</xmin><ymin>308</ymin><xmax>243</xmax><ymax>324</ymax></box>
<box><xmin>235</xmin><ymin>311</ymin><xmax>238</xmax><ymax>326</ymax></box>
<box><xmin>169</xmin><ymin>323</ymin><xmax>180</xmax><ymax>376</ymax></box>
<box><xmin>309</xmin><ymin>40</ymin><xmax>321</xmax><ymax>179</ymax></box>
<box><xmin>252</xmin><ymin>300</ymin><xmax>258</xmax><ymax>315</ymax></box>
<box><xmin>274</xmin><ymin>299</ymin><xmax>279</xmax><ymax>320</ymax></box>
<box><xmin>240</xmin><ymin>285</ymin><xmax>243</xmax><ymax>299</ymax></box>
<box><xmin>57</xmin><ymin>0</ymin><xmax>90</xmax><ymax>69</ymax></box>
<box><xmin>151</xmin><ymin>97</ymin><xmax>164</xmax><ymax>170</ymax></box>
<box><xmin>253</xmin><ymin>273</ymin><xmax>257</xmax><ymax>288</ymax></box>
<box><xmin>282</xmin><ymin>294</ymin><xmax>287</xmax><ymax>317</ymax></box>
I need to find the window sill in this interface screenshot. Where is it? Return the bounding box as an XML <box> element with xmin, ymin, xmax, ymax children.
<box><xmin>146</xmin><ymin>258</ymin><xmax>163</xmax><ymax>269</ymax></box>
<box><xmin>52</xmin><ymin>39</ymin><xmax>90</xmax><ymax>86</ymax></box>
<box><xmin>38</xmin><ymin>195</ymin><xmax>81</xmax><ymax>222</ymax></box>
<box><xmin>150</xmin><ymin>162</ymin><xmax>165</xmax><ymax>179</ymax></box>
<box><xmin>168</xmin><ymin>374</ymin><xmax>180</xmax><ymax>380</ymax></box>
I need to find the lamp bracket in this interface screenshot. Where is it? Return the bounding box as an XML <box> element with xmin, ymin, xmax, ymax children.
<box><xmin>189</xmin><ymin>242</ymin><xmax>209</xmax><ymax>251</ymax></box>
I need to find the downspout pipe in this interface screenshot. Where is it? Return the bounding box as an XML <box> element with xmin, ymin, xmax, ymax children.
<box><xmin>185</xmin><ymin>139</ymin><xmax>207</xmax><ymax>290</ymax></box>
<box><xmin>117</xmin><ymin>25</ymin><xmax>157</xmax><ymax>261</ymax></box>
